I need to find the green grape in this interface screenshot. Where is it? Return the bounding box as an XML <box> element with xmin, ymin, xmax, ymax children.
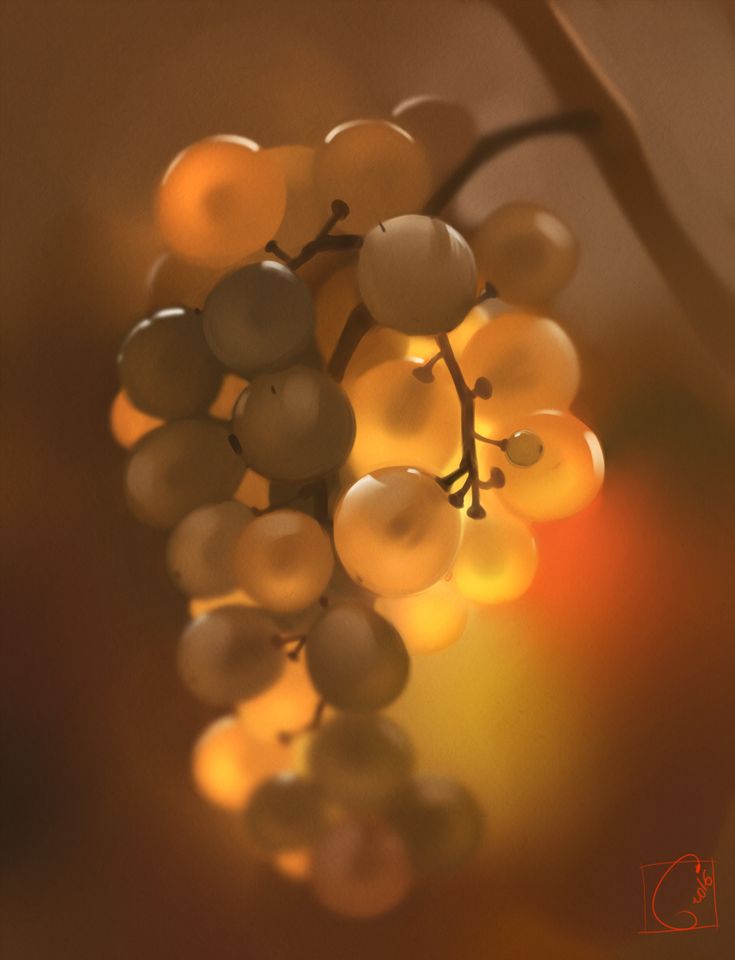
<box><xmin>231</xmin><ymin>366</ymin><xmax>355</xmax><ymax>481</ymax></box>
<box><xmin>125</xmin><ymin>418</ymin><xmax>245</xmax><ymax>529</ymax></box>
<box><xmin>177</xmin><ymin>605</ymin><xmax>284</xmax><ymax>707</ymax></box>
<box><xmin>505</xmin><ymin>430</ymin><xmax>543</xmax><ymax>467</ymax></box>
<box><xmin>166</xmin><ymin>501</ymin><xmax>253</xmax><ymax>598</ymax></box>
<box><xmin>310</xmin><ymin>817</ymin><xmax>413</xmax><ymax>918</ymax></box>
<box><xmin>118</xmin><ymin>307</ymin><xmax>222</xmax><ymax>419</ymax></box>
<box><xmin>333</xmin><ymin>467</ymin><xmax>462</xmax><ymax>597</ymax></box>
<box><xmin>305</xmin><ymin>602</ymin><xmax>409</xmax><ymax>711</ymax></box>
<box><xmin>391</xmin><ymin>95</ymin><xmax>477</xmax><ymax>185</ymax></box>
<box><xmin>232</xmin><ymin>509</ymin><xmax>334</xmax><ymax>614</ymax></box>
<box><xmin>307</xmin><ymin>714</ymin><xmax>414</xmax><ymax>810</ymax></box>
<box><xmin>244</xmin><ymin>772</ymin><xmax>326</xmax><ymax>852</ymax></box>
<box><xmin>358</xmin><ymin>214</ymin><xmax>477</xmax><ymax>334</ymax></box>
<box><xmin>387</xmin><ymin>776</ymin><xmax>484</xmax><ymax>875</ymax></box>
<box><xmin>471</xmin><ymin>202</ymin><xmax>578</xmax><ymax>306</ymax></box>
<box><xmin>203</xmin><ymin>262</ymin><xmax>314</xmax><ymax>378</ymax></box>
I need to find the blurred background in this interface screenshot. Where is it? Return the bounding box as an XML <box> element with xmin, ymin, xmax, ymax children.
<box><xmin>1</xmin><ymin>1</ymin><xmax>734</xmax><ymax>957</ymax></box>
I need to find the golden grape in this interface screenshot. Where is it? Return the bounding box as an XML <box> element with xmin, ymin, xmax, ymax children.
<box><xmin>375</xmin><ymin>578</ymin><xmax>469</xmax><ymax>654</ymax></box>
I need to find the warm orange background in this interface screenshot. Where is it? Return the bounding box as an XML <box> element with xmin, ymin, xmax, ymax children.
<box><xmin>1</xmin><ymin>2</ymin><xmax>733</xmax><ymax>958</ymax></box>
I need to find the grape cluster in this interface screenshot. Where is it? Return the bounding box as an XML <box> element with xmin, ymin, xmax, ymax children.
<box><xmin>111</xmin><ymin>95</ymin><xmax>605</xmax><ymax>917</ymax></box>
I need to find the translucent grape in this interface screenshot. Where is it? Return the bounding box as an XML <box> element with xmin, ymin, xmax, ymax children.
<box><xmin>209</xmin><ymin>374</ymin><xmax>248</xmax><ymax>420</ymax></box>
<box><xmin>358</xmin><ymin>214</ymin><xmax>477</xmax><ymax>335</ymax></box>
<box><xmin>391</xmin><ymin>95</ymin><xmax>476</xmax><ymax>185</ymax></box>
<box><xmin>333</xmin><ymin>467</ymin><xmax>462</xmax><ymax>597</ymax></box>
<box><xmin>314</xmin><ymin>120</ymin><xmax>431</xmax><ymax>234</ymax></box>
<box><xmin>124</xmin><ymin>418</ymin><xmax>245</xmax><ymax>529</ymax></box>
<box><xmin>109</xmin><ymin>390</ymin><xmax>162</xmax><ymax>449</ymax></box>
<box><xmin>231</xmin><ymin>366</ymin><xmax>355</xmax><ymax>481</ymax></box>
<box><xmin>238</xmin><ymin>658</ymin><xmax>319</xmax><ymax>744</ymax></box>
<box><xmin>310</xmin><ymin>818</ymin><xmax>413</xmax><ymax>918</ymax></box>
<box><xmin>505</xmin><ymin>429</ymin><xmax>544</xmax><ymax>467</ymax></box>
<box><xmin>146</xmin><ymin>252</ymin><xmax>223</xmax><ymax>312</ymax></box>
<box><xmin>459</xmin><ymin>312</ymin><xmax>580</xmax><ymax>432</ymax></box>
<box><xmin>496</xmin><ymin>411</ymin><xmax>605</xmax><ymax>521</ymax></box>
<box><xmin>375</xmin><ymin>578</ymin><xmax>469</xmax><ymax>654</ymax></box>
<box><xmin>345</xmin><ymin>358</ymin><xmax>460</xmax><ymax>476</ymax></box>
<box><xmin>203</xmin><ymin>262</ymin><xmax>314</xmax><ymax>378</ymax></box>
<box><xmin>305</xmin><ymin>602</ymin><xmax>409</xmax><ymax>711</ymax></box>
<box><xmin>118</xmin><ymin>307</ymin><xmax>222</xmax><ymax>419</ymax></box>
<box><xmin>471</xmin><ymin>202</ymin><xmax>578</xmax><ymax>306</ymax></box>
<box><xmin>166</xmin><ymin>500</ymin><xmax>253</xmax><ymax>598</ymax></box>
<box><xmin>191</xmin><ymin>715</ymin><xmax>289</xmax><ymax>811</ymax></box>
<box><xmin>264</xmin><ymin>145</ymin><xmax>323</xmax><ymax>253</ymax></box>
<box><xmin>387</xmin><ymin>776</ymin><xmax>483</xmax><ymax>874</ymax></box>
<box><xmin>307</xmin><ymin>714</ymin><xmax>414</xmax><ymax>810</ymax></box>
<box><xmin>245</xmin><ymin>772</ymin><xmax>326</xmax><ymax>852</ymax></box>
<box><xmin>156</xmin><ymin>135</ymin><xmax>287</xmax><ymax>268</ymax></box>
<box><xmin>232</xmin><ymin>509</ymin><xmax>334</xmax><ymax>613</ymax></box>
<box><xmin>453</xmin><ymin>504</ymin><xmax>538</xmax><ymax>604</ymax></box>
<box><xmin>189</xmin><ymin>589</ymin><xmax>257</xmax><ymax>619</ymax></box>
<box><xmin>177</xmin><ymin>605</ymin><xmax>284</xmax><ymax>707</ymax></box>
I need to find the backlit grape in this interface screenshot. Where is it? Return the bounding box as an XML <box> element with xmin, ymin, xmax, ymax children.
<box><xmin>124</xmin><ymin>418</ymin><xmax>245</xmax><ymax>529</ymax></box>
<box><xmin>177</xmin><ymin>605</ymin><xmax>284</xmax><ymax>706</ymax></box>
<box><xmin>375</xmin><ymin>578</ymin><xmax>469</xmax><ymax>654</ymax></box>
<box><xmin>232</xmin><ymin>509</ymin><xmax>334</xmax><ymax>613</ymax></box>
<box><xmin>333</xmin><ymin>467</ymin><xmax>462</xmax><ymax>596</ymax></box>
<box><xmin>314</xmin><ymin>120</ymin><xmax>431</xmax><ymax>234</ymax></box>
<box><xmin>166</xmin><ymin>501</ymin><xmax>253</xmax><ymax>598</ymax></box>
<box><xmin>203</xmin><ymin>262</ymin><xmax>314</xmax><ymax>378</ymax></box>
<box><xmin>358</xmin><ymin>215</ymin><xmax>477</xmax><ymax>335</ymax></box>
<box><xmin>264</xmin><ymin>145</ymin><xmax>323</xmax><ymax>253</ymax></box>
<box><xmin>238</xmin><ymin>657</ymin><xmax>319</xmax><ymax>744</ymax></box>
<box><xmin>245</xmin><ymin>773</ymin><xmax>326</xmax><ymax>852</ymax></box>
<box><xmin>156</xmin><ymin>135</ymin><xmax>286</xmax><ymax>268</ymax></box>
<box><xmin>391</xmin><ymin>95</ymin><xmax>476</xmax><ymax>186</ymax></box>
<box><xmin>305</xmin><ymin>602</ymin><xmax>409</xmax><ymax>711</ymax></box>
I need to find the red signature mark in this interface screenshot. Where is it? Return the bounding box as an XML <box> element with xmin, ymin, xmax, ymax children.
<box><xmin>640</xmin><ymin>854</ymin><xmax>719</xmax><ymax>934</ymax></box>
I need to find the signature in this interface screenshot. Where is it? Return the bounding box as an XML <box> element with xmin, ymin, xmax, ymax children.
<box><xmin>640</xmin><ymin>853</ymin><xmax>718</xmax><ymax>934</ymax></box>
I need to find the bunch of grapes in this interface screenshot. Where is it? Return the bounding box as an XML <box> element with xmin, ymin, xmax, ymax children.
<box><xmin>111</xmin><ymin>96</ymin><xmax>604</xmax><ymax>917</ymax></box>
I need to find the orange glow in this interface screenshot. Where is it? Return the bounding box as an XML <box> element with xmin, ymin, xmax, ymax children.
<box><xmin>234</xmin><ymin>469</ymin><xmax>271</xmax><ymax>511</ymax></box>
<box><xmin>109</xmin><ymin>390</ymin><xmax>163</xmax><ymax>449</ymax></box>
<box><xmin>406</xmin><ymin>304</ymin><xmax>488</xmax><ymax>361</ymax></box>
<box><xmin>209</xmin><ymin>374</ymin><xmax>247</xmax><ymax>420</ymax></box>
<box><xmin>375</xmin><ymin>577</ymin><xmax>469</xmax><ymax>654</ymax></box>
<box><xmin>188</xmin><ymin>589</ymin><xmax>257</xmax><ymax>619</ymax></box>
<box><xmin>264</xmin><ymin>145</ymin><xmax>324</xmax><ymax>253</ymax></box>
<box><xmin>272</xmin><ymin>848</ymin><xmax>312</xmax><ymax>882</ymax></box>
<box><xmin>156</xmin><ymin>136</ymin><xmax>287</xmax><ymax>268</ymax></box>
<box><xmin>191</xmin><ymin>715</ymin><xmax>290</xmax><ymax>811</ymax></box>
<box><xmin>238</xmin><ymin>658</ymin><xmax>320</xmax><ymax>744</ymax></box>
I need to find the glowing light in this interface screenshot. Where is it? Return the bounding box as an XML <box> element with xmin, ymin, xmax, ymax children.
<box><xmin>109</xmin><ymin>390</ymin><xmax>162</xmax><ymax>449</ymax></box>
<box><xmin>375</xmin><ymin>578</ymin><xmax>469</xmax><ymax>654</ymax></box>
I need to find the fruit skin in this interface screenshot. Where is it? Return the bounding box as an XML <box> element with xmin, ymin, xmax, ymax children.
<box><xmin>244</xmin><ymin>772</ymin><xmax>327</xmax><ymax>853</ymax></box>
<box><xmin>358</xmin><ymin>214</ymin><xmax>477</xmax><ymax>335</ymax></box>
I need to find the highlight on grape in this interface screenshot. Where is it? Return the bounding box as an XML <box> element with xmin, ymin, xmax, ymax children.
<box><xmin>112</xmin><ymin>95</ymin><xmax>604</xmax><ymax>918</ymax></box>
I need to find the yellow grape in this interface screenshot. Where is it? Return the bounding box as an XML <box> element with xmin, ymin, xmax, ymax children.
<box><xmin>233</xmin><ymin>510</ymin><xmax>334</xmax><ymax>613</ymax></box>
<box><xmin>109</xmin><ymin>390</ymin><xmax>162</xmax><ymax>450</ymax></box>
<box><xmin>453</xmin><ymin>503</ymin><xmax>538</xmax><ymax>604</ymax></box>
<box><xmin>404</xmin><ymin>304</ymin><xmax>488</xmax><ymax>362</ymax></box>
<box><xmin>345</xmin><ymin>358</ymin><xmax>460</xmax><ymax>476</ymax></box>
<box><xmin>264</xmin><ymin>145</ymin><xmax>324</xmax><ymax>253</ymax></box>
<box><xmin>391</xmin><ymin>95</ymin><xmax>477</xmax><ymax>186</ymax></box>
<box><xmin>238</xmin><ymin>657</ymin><xmax>319</xmax><ymax>744</ymax></box>
<box><xmin>191</xmin><ymin>715</ymin><xmax>290</xmax><ymax>811</ymax></box>
<box><xmin>460</xmin><ymin>312</ymin><xmax>580</xmax><ymax>432</ymax></box>
<box><xmin>156</xmin><ymin>135</ymin><xmax>286</xmax><ymax>268</ymax></box>
<box><xmin>314</xmin><ymin>120</ymin><xmax>431</xmax><ymax>234</ymax></box>
<box><xmin>189</xmin><ymin>589</ymin><xmax>257</xmax><ymax>619</ymax></box>
<box><xmin>496</xmin><ymin>411</ymin><xmax>605</xmax><ymax>521</ymax></box>
<box><xmin>471</xmin><ymin>202</ymin><xmax>578</xmax><ymax>306</ymax></box>
<box><xmin>333</xmin><ymin>467</ymin><xmax>462</xmax><ymax>597</ymax></box>
<box><xmin>375</xmin><ymin>578</ymin><xmax>469</xmax><ymax>654</ymax></box>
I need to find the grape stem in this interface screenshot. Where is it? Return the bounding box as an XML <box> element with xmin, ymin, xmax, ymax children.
<box><xmin>265</xmin><ymin>199</ymin><xmax>363</xmax><ymax>272</ymax></box>
<box><xmin>327</xmin><ymin>303</ymin><xmax>375</xmax><ymax>382</ymax></box>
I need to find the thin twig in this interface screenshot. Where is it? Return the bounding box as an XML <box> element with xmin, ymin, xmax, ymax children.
<box><xmin>327</xmin><ymin>303</ymin><xmax>375</xmax><ymax>382</ymax></box>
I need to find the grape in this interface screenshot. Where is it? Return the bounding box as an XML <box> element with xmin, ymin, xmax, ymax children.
<box><xmin>310</xmin><ymin>818</ymin><xmax>413</xmax><ymax>918</ymax></box>
<box><xmin>375</xmin><ymin>578</ymin><xmax>469</xmax><ymax>655</ymax></box>
<box><xmin>333</xmin><ymin>467</ymin><xmax>462</xmax><ymax>597</ymax></box>
<box><xmin>387</xmin><ymin>776</ymin><xmax>483</xmax><ymax>874</ymax></box>
<box><xmin>189</xmin><ymin>589</ymin><xmax>257</xmax><ymax>620</ymax></box>
<box><xmin>305</xmin><ymin>602</ymin><xmax>409</xmax><ymax>711</ymax></box>
<box><xmin>471</xmin><ymin>202</ymin><xmax>578</xmax><ymax>306</ymax></box>
<box><xmin>345</xmin><ymin>358</ymin><xmax>460</xmax><ymax>477</ymax></box>
<box><xmin>239</xmin><ymin>658</ymin><xmax>319</xmax><ymax>743</ymax></box>
<box><xmin>245</xmin><ymin>772</ymin><xmax>326</xmax><ymax>852</ymax></box>
<box><xmin>358</xmin><ymin>214</ymin><xmax>477</xmax><ymax>335</ymax></box>
<box><xmin>118</xmin><ymin>307</ymin><xmax>222</xmax><ymax>419</ymax></box>
<box><xmin>230</xmin><ymin>366</ymin><xmax>355</xmax><ymax>481</ymax></box>
<box><xmin>209</xmin><ymin>374</ymin><xmax>248</xmax><ymax>420</ymax></box>
<box><xmin>505</xmin><ymin>429</ymin><xmax>544</xmax><ymax>467</ymax></box>
<box><xmin>496</xmin><ymin>411</ymin><xmax>605</xmax><ymax>521</ymax></box>
<box><xmin>453</xmin><ymin>504</ymin><xmax>538</xmax><ymax>604</ymax></box>
<box><xmin>459</xmin><ymin>312</ymin><xmax>580</xmax><ymax>432</ymax></box>
<box><xmin>391</xmin><ymin>95</ymin><xmax>476</xmax><ymax>185</ymax></box>
<box><xmin>264</xmin><ymin>145</ymin><xmax>323</xmax><ymax>253</ymax></box>
<box><xmin>166</xmin><ymin>501</ymin><xmax>253</xmax><ymax>598</ymax></box>
<box><xmin>109</xmin><ymin>390</ymin><xmax>162</xmax><ymax>449</ymax></box>
<box><xmin>314</xmin><ymin>120</ymin><xmax>431</xmax><ymax>234</ymax></box>
<box><xmin>307</xmin><ymin>714</ymin><xmax>414</xmax><ymax>810</ymax></box>
<box><xmin>124</xmin><ymin>418</ymin><xmax>245</xmax><ymax>529</ymax></box>
<box><xmin>203</xmin><ymin>262</ymin><xmax>315</xmax><ymax>378</ymax></box>
<box><xmin>146</xmin><ymin>252</ymin><xmax>223</xmax><ymax>312</ymax></box>
<box><xmin>177</xmin><ymin>605</ymin><xmax>284</xmax><ymax>707</ymax></box>
<box><xmin>232</xmin><ymin>509</ymin><xmax>334</xmax><ymax>613</ymax></box>
<box><xmin>191</xmin><ymin>715</ymin><xmax>290</xmax><ymax>811</ymax></box>
<box><xmin>156</xmin><ymin>135</ymin><xmax>287</xmax><ymax>268</ymax></box>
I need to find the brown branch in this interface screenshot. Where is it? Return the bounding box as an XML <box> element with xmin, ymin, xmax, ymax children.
<box><xmin>326</xmin><ymin>303</ymin><xmax>375</xmax><ymax>382</ymax></box>
<box><xmin>493</xmin><ymin>0</ymin><xmax>735</xmax><ymax>374</ymax></box>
